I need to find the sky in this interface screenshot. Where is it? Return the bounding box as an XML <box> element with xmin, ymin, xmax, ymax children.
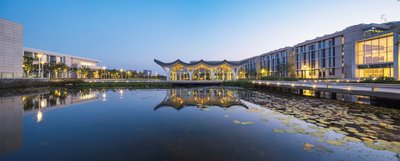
<box><xmin>1</xmin><ymin>0</ymin><xmax>400</xmax><ymax>73</ymax></box>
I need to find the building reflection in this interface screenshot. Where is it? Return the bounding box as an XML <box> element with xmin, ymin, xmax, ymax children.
<box><xmin>0</xmin><ymin>96</ymin><xmax>23</xmax><ymax>155</ymax></box>
<box><xmin>155</xmin><ymin>88</ymin><xmax>248</xmax><ymax>110</ymax></box>
<box><xmin>0</xmin><ymin>89</ymin><xmax>99</xmax><ymax>155</ymax></box>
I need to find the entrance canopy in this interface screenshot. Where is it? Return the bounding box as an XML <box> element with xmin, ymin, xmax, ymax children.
<box><xmin>154</xmin><ymin>59</ymin><xmax>246</xmax><ymax>81</ymax></box>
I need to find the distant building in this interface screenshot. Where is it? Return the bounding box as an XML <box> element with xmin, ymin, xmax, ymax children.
<box><xmin>143</xmin><ymin>70</ymin><xmax>152</xmax><ymax>77</ymax></box>
<box><xmin>23</xmin><ymin>47</ymin><xmax>101</xmax><ymax>78</ymax></box>
<box><xmin>0</xmin><ymin>18</ymin><xmax>23</xmax><ymax>78</ymax></box>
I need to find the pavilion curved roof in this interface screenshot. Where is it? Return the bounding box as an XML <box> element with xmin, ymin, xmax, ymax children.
<box><xmin>154</xmin><ymin>59</ymin><xmax>246</xmax><ymax>67</ymax></box>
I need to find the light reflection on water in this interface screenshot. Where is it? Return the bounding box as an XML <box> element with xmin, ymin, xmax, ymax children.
<box><xmin>0</xmin><ymin>87</ymin><xmax>399</xmax><ymax>161</ymax></box>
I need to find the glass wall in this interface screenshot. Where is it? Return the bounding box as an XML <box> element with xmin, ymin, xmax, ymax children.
<box><xmin>356</xmin><ymin>34</ymin><xmax>394</xmax><ymax>78</ymax></box>
<box><xmin>357</xmin><ymin>34</ymin><xmax>393</xmax><ymax>65</ymax></box>
<box><xmin>357</xmin><ymin>68</ymin><xmax>393</xmax><ymax>78</ymax></box>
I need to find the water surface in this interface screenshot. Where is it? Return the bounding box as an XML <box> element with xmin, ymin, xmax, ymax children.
<box><xmin>0</xmin><ymin>88</ymin><xmax>399</xmax><ymax>161</ymax></box>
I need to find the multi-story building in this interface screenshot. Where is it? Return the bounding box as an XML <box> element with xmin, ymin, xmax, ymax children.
<box><xmin>0</xmin><ymin>18</ymin><xmax>23</xmax><ymax>78</ymax></box>
<box><xmin>241</xmin><ymin>56</ymin><xmax>260</xmax><ymax>79</ymax></box>
<box><xmin>0</xmin><ymin>19</ymin><xmax>102</xmax><ymax>79</ymax></box>
<box><xmin>259</xmin><ymin>47</ymin><xmax>294</xmax><ymax>78</ymax></box>
<box><xmin>23</xmin><ymin>47</ymin><xmax>101</xmax><ymax>78</ymax></box>
<box><xmin>294</xmin><ymin>32</ymin><xmax>344</xmax><ymax>79</ymax></box>
<box><xmin>238</xmin><ymin>21</ymin><xmax>400</xmax><ymax>80</ymax></box>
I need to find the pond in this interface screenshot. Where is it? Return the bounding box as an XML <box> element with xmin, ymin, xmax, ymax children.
<box><xmin>0</xmin><ymin>87</ymin><xmax>399</xmax><ymax>161</ymax></box>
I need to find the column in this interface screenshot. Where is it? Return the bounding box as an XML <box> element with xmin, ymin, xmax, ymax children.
<box><xmin>163</xmin><ymin>67</ymin><xmax>171</xmax><ymax>81</ymax></box>
<box><xmin>188</xmin><ymin>70</ymin><xmax>194</xmax><ymax>81</ymax></box>
<box><xmin>211</xmin><ymin>68</ymin><xmax>216</xmax><ymax>81</ymax></box>
<box><xmin>232</xmin><ymin>68</ymin><xmax>237</xmax><ymax>81</ymax></box>
<box><xmin>394</xmin><ymin>33</ymin><xmax>399</xmax><ymax>80</ymax></box>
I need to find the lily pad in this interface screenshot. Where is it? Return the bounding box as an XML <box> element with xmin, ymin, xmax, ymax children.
<box><xmin>241</xmin><ymin>121</ymin><xmax>254</xmax><ymax>125</ymax></box>
<box><xmin>345</xmin><ymin>136</ymin><xmax>362</xmax><ymax>142</ymax></box>
<box><xmin>233</xmin><ymin>120</ymin><xmax>241</xmax><ymax>124</ymax></box>
<box><xmin>303</xmin><ymin>143</ymin><xmax>314</xmax><ymax>152</ymax></box>
<box><xmin>364</xmin><ymin>142</ymin><xmax>386</xmax><ymax>150</ymax></box>
<box><xmin>273</xmin><ymin>129</ymin><xmax>285</xmax><ymax>133</ymax></box>
<box><xmin>326</xmin><ymin>140</ymin><xmax>345</xmax><ymax>146</ymax></box>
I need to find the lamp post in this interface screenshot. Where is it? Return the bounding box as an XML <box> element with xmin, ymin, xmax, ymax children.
<box><xmin>102</xmin><ymin>66</ymin><xmax>106</xmax><ymax>79</ymax></box>
<box><xmin>37</xmin><ymin>54</ymin><xmax>42</xmax><ymax>78</ymax></box>
<box><xmin>120</xmin><ymin>69</ymin><xmax>124</xmax><ymax>79</ymax></box>
<box><xmin>40</xmin><ymin>61</ymin><xmax>45</xmax><ymax>78</ymax></box>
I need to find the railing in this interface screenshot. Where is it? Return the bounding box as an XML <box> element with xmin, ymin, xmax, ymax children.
<box><xmin>252</xmin><ymin>80</ymin><xmax>400</xmax><ymax>94</ymax></box>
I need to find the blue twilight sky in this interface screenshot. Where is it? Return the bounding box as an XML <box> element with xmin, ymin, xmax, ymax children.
<box><xmin>1</xmin><ymin>0</ymin><xmax>400</xmax><ymax>73</ymax></box>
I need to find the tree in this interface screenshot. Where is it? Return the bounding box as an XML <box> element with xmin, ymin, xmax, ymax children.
<box><xmin>23</xmin><ymin>56</ymin><xmax>35</xmax><ymax>77</ymax></box>
<box><xmin>60</xmin><ymin>64</ymin><xmax>68</xmax><ymax>78</ymax></box>
<box><xmin>78</xmin><ymin>66</ymin><xmax>90</xmax><ymax>78</ymax></box>
<box><xmin>47</xmin><ymin>63</ymin><xmax>66</xmax><ymax>79</ymax></box>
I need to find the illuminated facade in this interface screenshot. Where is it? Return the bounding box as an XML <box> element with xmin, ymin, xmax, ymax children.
<box><xmin>154</xmin><ymin>59</ymin><xmax>246</xmax><ymax>81</ymax></box>
<box><xmin>238</xmin><ymin>21</ymin><xmax>400</xmax><ymax>80</ymax></box>
<box><xmin>23</xmin><ymin>47</ymin><xmax>101</xmax><ymax>78</ymax></box>
<box><xmin>294</xmin><ymin>33</ymin><xmax>345</xmax><ymax>79</ymax></box>
<box><xmin>356</xmin><ymin>33</ymin><xmax>395</xmax><ymax>78</ymax></box>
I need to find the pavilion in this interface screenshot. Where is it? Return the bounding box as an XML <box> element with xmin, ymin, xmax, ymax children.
<box><xmin>154</xmin><ymin>59</ymin><xmax>246</xmax><ymax>81</ymax></box>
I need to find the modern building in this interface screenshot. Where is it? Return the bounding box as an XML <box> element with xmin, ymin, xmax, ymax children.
<box><xmin>294</xmin><ymin>31</ymin><xmax>345</xmax><ymax>79</ymax></box>
<box><xmin>154</xmin><ymin>59</ymin><xmax>246</xmax><ymax>81</ymax></box>
<box><xmin>0</xmin><ymin>18</ymin><xmax>102</xmax><ymax>79</ymax></box>
<box><xmin>258</xmin><ymin>47</ymin><xmax>294</xmax><ymax>78</ymax></box>
<box><xmin>239</xmin><ymin>21</ymin><xmax>400</xmax><ymax>80</ymax></box>
<box><xmin>0</xmin><ymin>18</ymin><xmax>23</xmax><ymax>78</ymax></box>
<box><xmin>23</xmin><ymin>47</ymin><xmax>101</xmax><ymax>78</ymax></box>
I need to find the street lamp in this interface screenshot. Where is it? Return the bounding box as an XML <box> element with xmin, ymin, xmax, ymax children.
<box><xmin>37</xmin><ymin>54</ymin><xmax>43</xmax><ymax>78</ymax></box>
<box><xmin>102</xmin><ymin>66</ymin><xmax>106</xmax><ymax>79</ymax></box>
<box><xmin>120</xmin><ymin>69</ymin><xmax>124</xmax><ymax>79</ymax></box>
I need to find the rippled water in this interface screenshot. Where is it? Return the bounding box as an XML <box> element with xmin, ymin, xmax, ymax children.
<box><xmin>0</xmin><ymin>87</ymin><xmax>399</xmax><ymax>161</ymax></box>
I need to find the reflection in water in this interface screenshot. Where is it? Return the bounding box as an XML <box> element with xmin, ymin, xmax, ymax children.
<box><xmin>22</xmin><ymin>89</ymin><xmax>99</xmax><ymax>112</ymax></box>
<box><xmin>0</xmin><ymin>96</ymin><xmax>23</xmax><ymax>155</ymax></box>
<box><xmin>155</xmin><ymin>88</ymin><xmax>248</xmax><ymax>110</ymax></box>
<box><xmin>1</xmin><ymin>88</ymin><xmax>400</xmax><ymax>161</ymax></box>
<box><xmin>240</xmin><ymin>90</ymin><xmax>400</xmax><ymax>154</ymax></box>
<box><xmin>0</xmin><ymin>89</ymin><xmax>99</xmax><ymax>155</ymax></box>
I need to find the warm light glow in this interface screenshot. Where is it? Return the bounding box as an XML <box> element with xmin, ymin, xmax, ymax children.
<box><xmin>40</xmin><ymin>100</ymin><xmax>46</xmax><ymax>108</ymax></box>
<box><xmin>80</xmin><ymin>62</ymin><xmax>95</xmax><ymax>66</ymax></box>
<box><xmin>37</xmin><ymin>111</ymin><xmax>43</xmax><ymax>123</ymax></box>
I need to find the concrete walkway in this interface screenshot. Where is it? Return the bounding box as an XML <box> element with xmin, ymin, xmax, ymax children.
<box><xmin>252</xmin><ymin>80</ymin><xmax>400</xmax><ymax>100</ymax></box>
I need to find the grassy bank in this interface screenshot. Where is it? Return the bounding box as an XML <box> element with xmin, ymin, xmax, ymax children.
<box><xmin>222</xmin><ymin>80</ymin><xmax>253</xmax><ymax>88</ymax></box>
<box><xmin>73</xmin><ymin>81</ymin><xmax>173</xmax><ymax>89</ymax></box>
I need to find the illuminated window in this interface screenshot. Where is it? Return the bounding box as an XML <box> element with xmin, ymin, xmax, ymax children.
<box><xmin>357</xmin><ymin>68</ymin><xmax>393</xmax><ymax>78</ymax></box>
<box><xmin>356</xmin><ymin>34</ymin><xmax>394</xmax><ymax>65</ymax></box>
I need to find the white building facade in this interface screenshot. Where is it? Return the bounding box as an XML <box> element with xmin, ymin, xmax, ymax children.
<box><xmin>23</xmin><ymin>47</ymin><xmax>101</xmax><ymax>78</ymax></box>
<box><xmin>0</xmin><ymin>19</ymin><xmax>23</xmax><ymax>78</ymax></box>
